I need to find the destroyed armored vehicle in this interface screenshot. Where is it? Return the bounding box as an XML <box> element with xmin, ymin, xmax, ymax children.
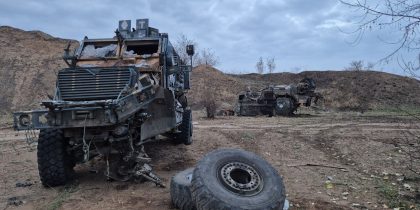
<box><xmin>13</xmin><ymin>19</ymin><xmax>194</xmax><ymax>187</ymax></box>
<box><xmin>236</xmin><ymin>78</ymin><xmax>321</xmax><ymax>116</ymax></box>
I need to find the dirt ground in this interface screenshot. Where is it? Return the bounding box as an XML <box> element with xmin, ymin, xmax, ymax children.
<box><xmin>1</xmin><ymin>110</ymin><xmax>419</xmax><ymax>210</ymax></box>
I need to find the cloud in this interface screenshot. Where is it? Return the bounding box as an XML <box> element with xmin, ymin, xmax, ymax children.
<box><xmin>0</xmin><ymin>0</ymin><xmax>413</xmax><ymax>76</ymax></box>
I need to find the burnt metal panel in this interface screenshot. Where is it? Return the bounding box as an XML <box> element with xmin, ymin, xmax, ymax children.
<box><xmin>140</xmin><ymin>87</ymin><xmax>176</xmax><ymax>140</ymax></box>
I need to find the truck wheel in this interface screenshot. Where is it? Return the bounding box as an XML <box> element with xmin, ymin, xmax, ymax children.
<box><xmin>175</xmin><ymin>109</ymin><xmax>192</xmax><ymax>145</ymax></box>
<box><xmin>275</xmin><ymin>97</ymin><xmax>294</xmax><ymax>116</ymax></box>
<box><xmin>191</xmin><ymin>149</ymin><xmax>286</xmax><ymax>210</ymax></box>
<box><xmin>37</xmin><ymin>129</ymin><xmax>74</xmax><ymax>187</ymax></box>
<box><xmin>170</xmin><ymin>168</ymin><xmax>196</xmax><ymax>210</ymax></box>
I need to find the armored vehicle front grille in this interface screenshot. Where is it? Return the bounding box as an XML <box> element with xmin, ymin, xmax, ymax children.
<box><xmin>57</xmin><ymin>68</ymin><xmax>133</xmax><ymax>101</ymax></box>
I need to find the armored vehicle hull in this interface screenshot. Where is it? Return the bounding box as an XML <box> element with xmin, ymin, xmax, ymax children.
<box><xmin>13</xmin><ymin>19</ymin><xmax>194</xmax><ymax>187</ymax></box>
<box><xmin>236</xmin><ymin>78</ymin><xmax>321</xmax><ymax>116</ymax></box>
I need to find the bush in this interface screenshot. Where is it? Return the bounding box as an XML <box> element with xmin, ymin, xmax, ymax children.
<box><xmin>201</xmin><ymin>88</ymin><xmax>218</xmax><ymax>119</ymax></box>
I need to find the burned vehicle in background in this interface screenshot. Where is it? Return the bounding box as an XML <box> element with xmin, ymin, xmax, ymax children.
<box><xmin>13</xmin><ymin>19</ymin><xmax>194</xmax><ymax>187</ymax></box>
<box><xmin>236</xmin><ymin>78</ymin><xmax>322</xmax><ymax>116</ymax></box>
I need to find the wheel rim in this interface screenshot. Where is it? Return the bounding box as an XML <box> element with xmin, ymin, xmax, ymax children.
<box><xmin>219</xmin><ymin>162</ymin><xmax>263</xmax><ymax>196</ymax></box>
<box><xmin>276</xmin><ymin>99</ymin><xmax>286</xmax><ymax>110</ymax></box>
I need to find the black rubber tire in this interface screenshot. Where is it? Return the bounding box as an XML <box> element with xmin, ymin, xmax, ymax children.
<box><xmin>175</xmin><ymin>109</ymin><xmax>192</xmax><ymax>145</ymax></box>
<box><xmin>191</xmin><ymin>149</ymin><xmax>286</xmax><ymax>210</ymax></box>
<box><xmin>275</xmin><ymin>97</ymin><xmax>294</xmax><ymax>116</ymax></box>
<box><xmin>170</xmin><ymin>168</ymin><xmax>196</xmax><ymax>210</ymax></box>
<box><xmin>37</xmin><ymin>129</ymin><xmax>73</xmax><ymax>187</ymax></box>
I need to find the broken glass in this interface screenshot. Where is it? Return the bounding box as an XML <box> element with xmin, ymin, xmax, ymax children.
<box><xmin>81</xmin><ymin>44</ymin><xmax>117</xmax><ymax>58</ymax></box>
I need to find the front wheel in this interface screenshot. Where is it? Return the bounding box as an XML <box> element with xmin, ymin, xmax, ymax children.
<box><xmin>37</xmin><ymin>129</ymin><xmax>74</xmax><ymax>187</ymax></box>
<box><xmin>275</xmin><ymin>97</ymin><xmax>294</xmax><ymax>116</ymax></box>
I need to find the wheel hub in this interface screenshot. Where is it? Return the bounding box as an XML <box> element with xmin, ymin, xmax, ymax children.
<box><xmin>219</xmin><ymin>162</ymin><xmax>263</xmax><ymax>196</ymax></box>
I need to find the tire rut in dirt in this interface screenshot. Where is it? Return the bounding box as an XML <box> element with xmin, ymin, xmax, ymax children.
<box><xmin>170</xmin><ymin>168</ymin><xmax>196</xmax><ymax>210</ymax></box>
<box><xmin>191</xmin><ymin>148</ymin><xmax>286</xmax><ymax>210</ymax></box>
<box><xmin>37</xmin><ymin>128</ymin><xmax>74</xmax><ymax>187</ymax></box>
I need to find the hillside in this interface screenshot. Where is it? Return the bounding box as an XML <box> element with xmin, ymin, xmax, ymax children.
<box><xmin>0</xmin><ymin>26</ymin><xmax>78</xmax><ymax>112</ymax></box>
<box><xmin>1</xmin><ymin>26</ymin><xmax>419</xmax><ymax>113</ymax></box>
<box><xmin>188</xmin><ymin>66</ymin><xmax>420</xmax><ymax>111</ymax></box>
<box><xmin>229</xmin><ymin>70</ymin><xmax>420</xmax><ymax>111</ymax></box>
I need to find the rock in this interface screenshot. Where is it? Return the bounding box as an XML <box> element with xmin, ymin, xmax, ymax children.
<box><xmin>325</xmin><ymin>180</ymin><xmax>333</xmax><ymax>189</ymax></box>
<box><xmin>7</xmin><ymin>197</ymin><xmax>24</xmax><ymax>206</ymax></box>
<box><xmin>403</xmin><ymin>183</ymin><xmax>411</xmax><ymax>190</ymax></box>
<box><xmin>15</xmin><ymin>180</ymin><xmax>33</xmax><ymax>187</ymax></box>
<box><xmin>342</xmin><ymin>192</ymin><xmax>349</xmax><ymax>196</ymax></box>
<box><xmin>283</xmin><ymin>199</ymin><xmax>289</xmax><ymax>210</ymax></box>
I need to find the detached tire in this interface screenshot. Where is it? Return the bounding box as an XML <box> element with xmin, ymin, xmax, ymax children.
<box><xmin>191</xmin><ymin>149</ymin><xmax>286</xmax><ymax>210</ymax></box>
<box><xmin>170</xmin><ymin>168</ymin><xmax>196</xmax><ymax>210</ymax></box>
<box><xmin>37</xmin><ymin>129</ymin><xmax>73</xmax><ymax>187</ymax></box>
<box><xmin>175</xmin><ymin>109</ymin><xmax>192</xmax><ymax>145</ymax></box>
<box><xmin>275</xmin><ymin>97</ymin><xmax>294</xmax><ymax>116</ymax></box>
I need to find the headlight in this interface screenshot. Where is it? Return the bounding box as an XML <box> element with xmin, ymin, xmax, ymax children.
<box><xmin>18</xmin><ymin>114</ymin><xmax>31</xmax><ymax>127</ymax></box>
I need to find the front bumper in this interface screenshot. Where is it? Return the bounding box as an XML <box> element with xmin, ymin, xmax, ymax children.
<box><xmin>13</xmin><ymin>94</ymin><xmax>147</xmax><ymax>131</ymax></box>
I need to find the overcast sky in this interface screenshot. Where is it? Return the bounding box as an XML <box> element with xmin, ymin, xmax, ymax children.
<box><xmin>0</xmin><ymin>0</ymin><xmax>414</xmax><ymax>76</ymax></box>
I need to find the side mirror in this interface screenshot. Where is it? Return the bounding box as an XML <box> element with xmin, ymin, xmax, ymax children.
<box><xmin>186</xmin><ymin>45</ymin><xmax>194</xmax><ymax>56</ymax></box>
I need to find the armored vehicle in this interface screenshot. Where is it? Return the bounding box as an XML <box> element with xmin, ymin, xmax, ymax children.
<box><xmin>236</xmin><ymin>78</ymin><xmax>321</xmax><ymax>116</ymax></box>
<box><xmin>13</xmin><ymin>19</ymin><xmax>194</xmax><ymax>187</ymax></box>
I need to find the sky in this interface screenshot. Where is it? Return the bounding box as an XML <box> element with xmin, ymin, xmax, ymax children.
<box><xmin>0</xmin><ymin>0</ymin><xmax>416</xmax><ymax>76</ymax></box>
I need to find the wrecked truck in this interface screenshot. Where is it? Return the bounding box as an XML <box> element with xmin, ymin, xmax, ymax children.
<box><xmin>236</xmin><ymin>78</ymin><xmax>322</xmax><ymax>116</ymax></box>
<box><xmin>13</xmin><ymin>19</ymin><xmax>194</xmax><ymax>187</ymax></box>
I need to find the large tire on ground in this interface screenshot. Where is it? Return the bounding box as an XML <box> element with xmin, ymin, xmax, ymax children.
<box><xmin>170</xmin><ymin>168</ymin><xmax>196</xmax><ymax>210</ymax></box>
<box><xmin>275</xmin><ymin>97</ymin><xmax>294</xmax><ymax>116</ymax></box>
<box><xmin>37</xmin><ymin>129</ymin><xmax>74</xmax><ymax>187</ymax></box>
<box><xmin>175</xmin><ymin>109</ymin><xmax>192</xmax><ymax>145</ymax></box>
<box><xmin>191</xmin><ymin>149</ymin><xmax>286</xmax><ymax>210</ymax></box>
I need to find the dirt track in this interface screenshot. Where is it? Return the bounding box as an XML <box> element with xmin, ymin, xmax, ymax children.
<box><xmin>0</xmin><ymin>111</ymin><xmax>419</xmax><ymax>210</ymax></box>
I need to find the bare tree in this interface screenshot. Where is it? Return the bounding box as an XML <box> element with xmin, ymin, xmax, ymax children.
<box><xmin>197</xmin><ymin>48</ymin><xmax>219</xmax><ymax>67</ymax></box>
<box><xmin>266</xmin><ymin>57</ymin><xmax>276</xmax><ymax>73</ymax></box>
<box><xmin>173</xmin><ymin>33</ymin><xmax>200</xmax><ymax>66</ymax></box>
<box><xmin>346</xmin><ymin>60</ymin><xmax>364</xmax><ymax>71</ymax></box>
<box><xmin>346</xmin><ymin>60</ymin><xmax>376</xmax><ymax>71</ymax></box>
<box><xmin>256</xmin><ymin>57</ymin><xmax>264</xmax><ymax>74</ymax></box>
<box><xmin>201</xmin><ymin>88</ymin><xmax>218</xmax><ymax>119</ymax></box>
<box><xmin>366</xmin><ymin>62</ymin><xmax>375</xmax><ymax>70</ymax></box>
<box><xmin>341</xmin><ymin>0</ymin><xmax>420</xmax><ymax>78</ymax></box>
<box><xmin>342</xmin><ymin>0</ymin><xmax>420</xmax><ymax>177</ymax></box>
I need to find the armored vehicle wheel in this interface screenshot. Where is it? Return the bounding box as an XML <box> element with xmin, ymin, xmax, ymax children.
<box><xmin>191</xmin><ymin>149</ymin><xmax>286</xmax><ymax>210</ymax></box>
<box><xmin>275</xmin><ymin>97</ymin><xmax>294</xmax><ymax>116</ymax></box>
<box><xmin>37</xmin><ymin>129</ymin><xmax>74</xmax><ymax>187</ymax></box>
<box><xmin>170</xmin><ymin>168</ymin><xmax>196</xmax><ymax>210</ymax></box>
<box><xmin>175</xmin><ymin>109</ymin><xmax>192</xmax><ymax>145</ymax></box>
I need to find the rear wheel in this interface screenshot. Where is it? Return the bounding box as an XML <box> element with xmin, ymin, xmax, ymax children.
<box><xmin>275</xmin><ymin>97</ymin><xmax>294</xmax><ymax>116</ymax></box>
<box><xmin>175</xmin><ymin>109</ymin><xmax>192</xmax><ymax>145</ymax></box>
<box><xmin>37</xmin><ymin>129</ymin><xmax>74</xmax><ymax>187</ymax></box>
